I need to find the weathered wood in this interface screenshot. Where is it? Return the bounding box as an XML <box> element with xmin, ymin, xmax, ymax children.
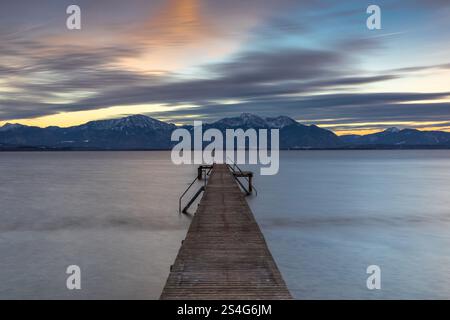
<box><xmin>160</xmin><ymin>164</ymin><xmax>292</xmax><ymax>300</ymax></box>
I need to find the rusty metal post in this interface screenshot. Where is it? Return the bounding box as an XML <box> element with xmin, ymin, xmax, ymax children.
<box><xmin>197</xmin><ymin>166</ymin><xmax>203</xmax><ymax>180</ymax></box>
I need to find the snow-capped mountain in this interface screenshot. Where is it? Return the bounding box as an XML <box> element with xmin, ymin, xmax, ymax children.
<box><xmin>212</xmin><ymin>113</ymin><xmax>299</xmax><ymax>129</ymax></box>
<box><xmin>211</xmin><ymin>113</ymin><xmax>269</xmax><ymax>129</ymax></box>
<box><xmin>0</xmin><ymin>123</ymin><xmax>28</xmax><ymax>132</ymax></box>
<box><xmin>206</xmin><ymin>113</ymin><xmax>342</xmax><ymax>148</ymax></box>
<box><xmin>340</xmin><ymin>127</ymin><xmax>450</xmax><ymax>146</ymax></box>
<box><xmin>0</xmin><ymin>115</ymin><xmax>177</xmax><ymax>149</ymax></box>
<box><xmin>265</xmin><ymin>116</ymin><xmax>298</xmax><ymax>129</ymax></box>
<box><xmin>77</xmin><ymin>114</ymin><xmax>175</xmax><ymax>131</ymax></box>
<box><xmin>1</xmin><ymin>113</ymin><xmax>450</xmax><ymax>150</ymax></box>
<box><xmin>384</xmin><ymin>127</ymin><xmax>400</xmax><ymax>134</ymax></box>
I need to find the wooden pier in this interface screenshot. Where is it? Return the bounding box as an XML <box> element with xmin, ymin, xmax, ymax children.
<box><xmin>160</xmin><ymin>164</ymin><xmax>292</xmax><ymax>300</ymax></box>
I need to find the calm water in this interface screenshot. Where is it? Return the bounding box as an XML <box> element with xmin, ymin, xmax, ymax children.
<box><xmin>1</xmin><ymin>151</ymin><xmax>450</xmax><ymax>299</ymax></box>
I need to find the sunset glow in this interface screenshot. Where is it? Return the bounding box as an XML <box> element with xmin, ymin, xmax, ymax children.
<box><xmin>1</xmin><ymin>0</ymin><xmax>450</xmax><ymax>134</ymax></box>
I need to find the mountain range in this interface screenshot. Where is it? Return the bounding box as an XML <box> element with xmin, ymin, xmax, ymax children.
<box><xmin>340</xmin><ymin>127</ymin><xmax>450</xmax><ymax>147</ymax></box>
<box><xmin>1</xmin><ymin>113</ymin><xmax>450</xmax><ymax>150</ymax></box>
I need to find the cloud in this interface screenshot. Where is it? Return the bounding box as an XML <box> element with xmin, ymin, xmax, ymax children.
<box><xmin>1</xmin><ymin>0</ymin><xmax>450</xmax><ymax>133</ymax></box>
<box><xmin>390</xmin><ymin>63</ymin><xmax>450</xmax><ymax>74</ymax></box>
<box><xmin>34</xmin><ymin>46</ymin><xmax>390</xmax><ymax>114</ymax></box>
<box><xmin>138</xmin><ymin>92</ymin><xmax>450</xmax><ymax>126</ymax></box>
<box><xmin>1</xmin><ymin>38</ymin><xmax>448</xmax><ymax>124</ymax></box>
<box><xmin>412</xmin><ymin>0</ymin><xmax>450</xmax><ymax>7</ymax></box>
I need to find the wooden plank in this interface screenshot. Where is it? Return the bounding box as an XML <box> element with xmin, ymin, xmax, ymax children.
<box><xmin>160</xmin><ymin>164</ymin><xmax>292</xmax><ymax>300</ymax></box>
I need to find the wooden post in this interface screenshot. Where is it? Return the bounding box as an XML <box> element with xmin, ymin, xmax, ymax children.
<box><xmin>248</xmin><ymin>174</ymin><xmax>253</xmax><ymax>193</ymax></box>
<box><xmin>197</xmin><ymin>166</ymin><xmax>203</xmax><ymax>180</ymax></box>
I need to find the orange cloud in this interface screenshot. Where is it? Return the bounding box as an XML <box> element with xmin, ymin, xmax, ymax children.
<box><xmin>117</xmin><ymin>0</ymin><xmax>254</xmax><ymax>73</ymax></box>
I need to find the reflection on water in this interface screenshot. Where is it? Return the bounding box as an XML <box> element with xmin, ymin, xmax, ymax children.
<box><xmin>1</xmin><ymin>150</ymin><xmax>450</xmax><ymax>299</ymax></box>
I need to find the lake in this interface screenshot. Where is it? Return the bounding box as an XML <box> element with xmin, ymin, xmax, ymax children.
<box><xmin>1</xmin><ymin>151</ymin><xmax>450</xmax><ymax>299</ymax></box>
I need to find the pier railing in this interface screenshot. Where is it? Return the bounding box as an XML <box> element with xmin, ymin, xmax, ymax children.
<box><xmin>179</xmin><ymin>162</ymin><xmax>257</xmax><ymax>214</ymax></box>
<box><xmin>226</xmin><ymin>158</ymin><xmax>258</xmax><ymax>196</ymax></box>
<box><xmin>178</xmin><ymin>176</ymin><xmax>201</xmax><ymax>214</ymax></box>
<box><xmin>178</xmin><ymin>165</ymin><xmax>212</xmax><ymax>214</ymax></box>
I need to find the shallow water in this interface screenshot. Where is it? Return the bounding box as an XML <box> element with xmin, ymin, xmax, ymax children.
<box><xmin>1</xmin><ymin>150</ymin><xmax>450</xmax><ymax>299</ymax></box>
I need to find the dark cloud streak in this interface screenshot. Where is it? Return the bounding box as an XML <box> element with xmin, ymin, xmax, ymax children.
<box><xmin>1</xmin><ymin>0</ymin><xmax>450</xmax><ymax>132</ymax></box>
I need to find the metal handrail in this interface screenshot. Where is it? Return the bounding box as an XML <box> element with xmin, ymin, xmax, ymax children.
<box><xmin>181</xmin><ymin>186</ymin><xmax>205</xmax><ymax>214</ymax></box>
<box><xmin>179</xmin><ymin>176</ymin><xmax>200</xmax><ymax>214</ymax></box>
<box><xmin>179</xmin><ymin>166</ymin><xmax>212</xmax><ymax>214</ymax></box>
<box><xmin>226</xmin><ymin>157</ymin><xmax>258</xmax><ymax>196</ymax></box>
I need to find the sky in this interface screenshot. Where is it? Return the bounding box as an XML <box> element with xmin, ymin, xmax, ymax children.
<box><xmin>0</xmin><ymin>0</ymin><xmax>450</xmax><ymax>135</ymax></box>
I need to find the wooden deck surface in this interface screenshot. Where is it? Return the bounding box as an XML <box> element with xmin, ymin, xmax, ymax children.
<box><xmin>160</xmin><ymin>164</ymin><xmax>292</xmax><ymax>300</ymax></box>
